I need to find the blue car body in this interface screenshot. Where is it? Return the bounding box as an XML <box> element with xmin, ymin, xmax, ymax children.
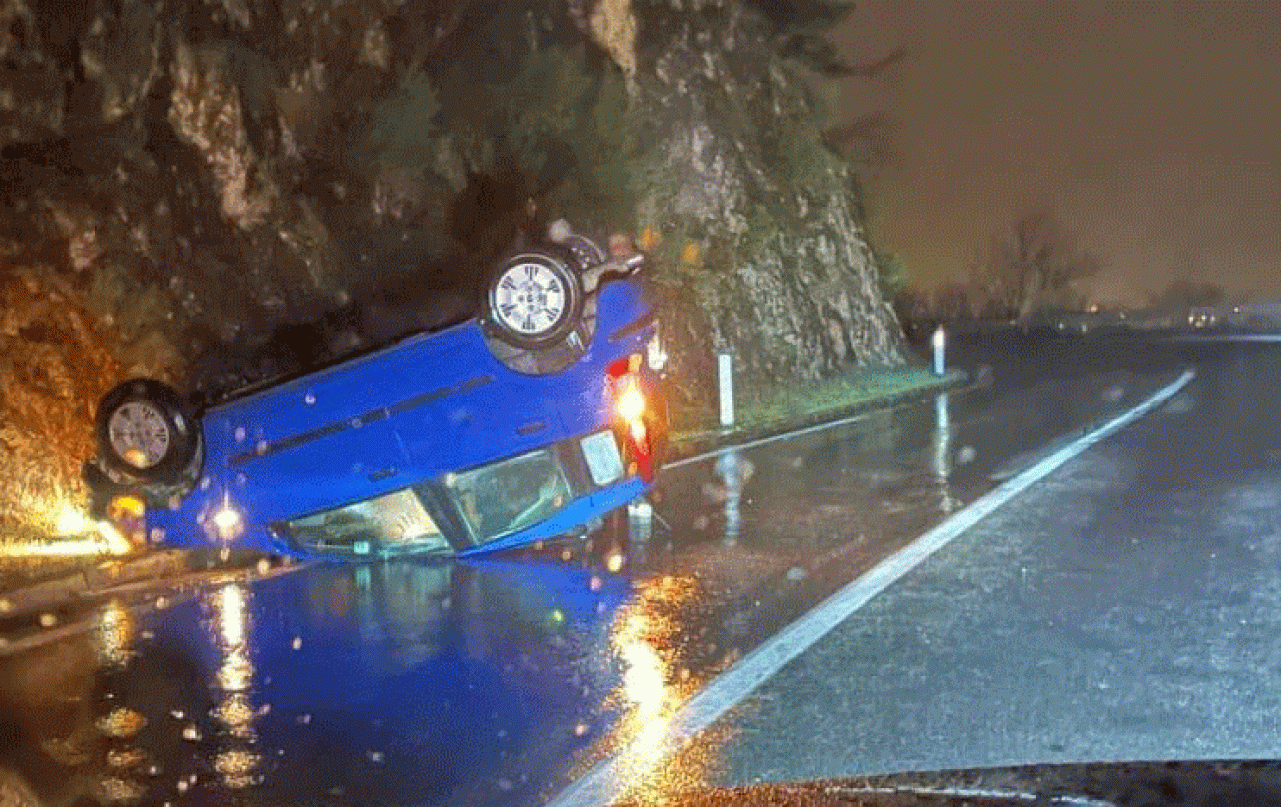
<box><xmin>147</xmin><ymin>278</ymin><xmax>661</xmax><ymax>559</ymax></box>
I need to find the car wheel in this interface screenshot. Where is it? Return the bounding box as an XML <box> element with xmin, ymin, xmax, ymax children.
<box><xmin>96</xmin><ymin>378</ymin><xmax>201</xmax><ymax>484</ymax></box>
<box><xmin>484</xmin><ymin>249</ymin><xmax>584</xmax><ymax>350</ymax></box>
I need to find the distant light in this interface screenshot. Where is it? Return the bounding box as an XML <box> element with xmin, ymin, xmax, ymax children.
<box><xmin>931</xmin><ymin>327</ymin><xmax>945</xmax><ymax>349</ymax></box>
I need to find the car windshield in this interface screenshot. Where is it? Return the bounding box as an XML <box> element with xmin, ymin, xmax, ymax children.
<box><xmin>287</xmin><ymin>488</ymin><xmax>449</xmax><ymax>554</ymax></box>
<box><xmin>449</xmin><ymin>448</ymin><xmax>574</xmax><ymax>543</ymax></box>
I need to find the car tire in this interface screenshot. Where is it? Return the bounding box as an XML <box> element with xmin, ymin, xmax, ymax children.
<box><xmin>96</xmin><ymin>378</ymin><xmax>202</xmax><ymax>484</ymax></box>
<box><xmin>484</xmin><ymin>248</ymin><xmax>584</xmax><ymax>350</ymax></box>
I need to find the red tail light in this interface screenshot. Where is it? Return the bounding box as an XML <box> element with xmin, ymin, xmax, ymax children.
<box><xmin>608</xmin><ymin>360</ymin><xmax>654</xmax><ymax>481</ymax></box>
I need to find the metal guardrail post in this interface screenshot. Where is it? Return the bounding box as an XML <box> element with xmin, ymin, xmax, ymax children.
<box><xmin>718</xmin><ymin>351</ymin><xmax>734</xmax><ymax>428</ymax></box>
<box><xmin>932</xmin><ymin>327</ymin><xmax>946</xmax><ymax>377</ymax></box>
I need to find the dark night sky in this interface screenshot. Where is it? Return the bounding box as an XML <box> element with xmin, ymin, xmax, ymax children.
<box><xmin>834</xmin><ymin>0</ymin><xmax>1281</xmax><ymax>304</ymax></box>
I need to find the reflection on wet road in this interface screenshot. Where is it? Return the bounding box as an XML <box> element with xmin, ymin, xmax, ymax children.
<box><xmin>0</xmin><ymin>334</ymin><xmax>1202</xmax><ymax>806</ymax></box>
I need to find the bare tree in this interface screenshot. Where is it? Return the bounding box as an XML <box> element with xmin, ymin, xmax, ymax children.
<box><xmin>1151</xmin><ymin>279</ymin><xmax>1225</xmax><ymax>311</ymax></box>
<box><xmin>982</xmin><ymin>208</ymin><xmax>1100</xmax><ymax>320</ymax></box>
<box><xmin>933</xmin><ymin>282</ymin><xmax>975</xmax><ymax>321</ymax></box>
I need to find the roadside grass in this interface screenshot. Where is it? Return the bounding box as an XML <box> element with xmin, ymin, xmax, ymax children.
<box><xmin>669</xmin><ymin>364</ymin><xmax>964</xmax><ymax>445</ymax></box>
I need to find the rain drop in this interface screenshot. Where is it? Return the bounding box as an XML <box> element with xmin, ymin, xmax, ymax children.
<box><xmin>141</xmin><ymin>630</ymin><xmax>154</xmax><ymax>640</ymax></box>
<box><xmin>588</xmin><ymin>576</ymin><xmax>602</xmax><ymax>592</ymax></box>
<box><xmin>292</xmin><ymin>637</ymin><xmax>302</xmax><ymax>650</ymax></box>
<box><xmin>497</xmin><ymin>779</ymin><xmax>513</xmax><ymax>791</ymax></box>
<box><xmin>297</xmin><ymin>714</ymin><xmax>311</xmax><ymax>725</ymax></box>
<box><xmin>574</xmin><ymin>723</ymin><xmax>588</xmax><ymax>736</ymax></box>
<box><xmin>304</xmin><ymin>392</ymin><xmax>316</xmax><ymax>406</ymax></box>
<box><xmin>176</xmin><ymin>780</ymin><xmax>188</xmax><ymax>793</ymax></box>
<box><xmin>956</xmin><ymin>445</ymin><xmax>977</xmax><ymax>465</ymax></box>
<box><xmin>234</xmin><ymin>427</ymin><xmax>246</xmax><ymax>442</ymax></box>
<box><xmin>786</xmin><ymin>567</ymin><xmax>806</xmax><ymax>581</ymax></box>
<box><xmin>39</xmin><ymin>613</ymin><xmax>56</xmax><ymax>628</ymax></box>
<box><xmin>367</xmin><ymin>751</ymin><xmax>384</xmax><ymax>763</ymax></box>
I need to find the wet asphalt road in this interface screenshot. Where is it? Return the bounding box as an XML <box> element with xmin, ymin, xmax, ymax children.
<box><xmin>0</xmin><ymin>332</ymin><xmax>1262</xmax><ymax>807</ymax></box>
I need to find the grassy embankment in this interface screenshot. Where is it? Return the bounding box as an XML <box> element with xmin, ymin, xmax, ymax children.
<box><xmin>669</xmin><ymin>364</ymin><xmax>965</xmax><ymax>446</ymax></box>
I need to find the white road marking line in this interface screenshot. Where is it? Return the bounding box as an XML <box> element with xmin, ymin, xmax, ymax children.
<box><xmin>548</xmin><ymin>368</ymin><xmax>1195</xmax><ymax>807</ymax></box>
<box><xmin>1172</xmin><ymin>334</ymin><xmax>1281</xmax><ymax>342</ymax></box>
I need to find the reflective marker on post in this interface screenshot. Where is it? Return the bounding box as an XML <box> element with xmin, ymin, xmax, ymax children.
<box><xmin>932</xmin><ymin>327</ymin><xmax>946</xmax><ymax>377</ymax></box>
<box><xmin>718</xmin><ymin>352</ymin><xmax>734</xmax><ymax>429</ymax></box>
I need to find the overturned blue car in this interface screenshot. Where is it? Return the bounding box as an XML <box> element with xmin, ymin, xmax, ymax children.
<box><xmin>86</xmin><ymin>228</ymin><xmax>668</xmax><ymax>559</ymax></box>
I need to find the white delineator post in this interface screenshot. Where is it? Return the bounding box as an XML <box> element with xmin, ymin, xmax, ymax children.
<box><xmin>718</xmin><ymin>351</ymin><xmax>734</xmax><ymax>428</ymax></box>
<box><xmin>932</xmin><ymin>326</ymin><xmax>946</xmax><ymax>377</ymax></box>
